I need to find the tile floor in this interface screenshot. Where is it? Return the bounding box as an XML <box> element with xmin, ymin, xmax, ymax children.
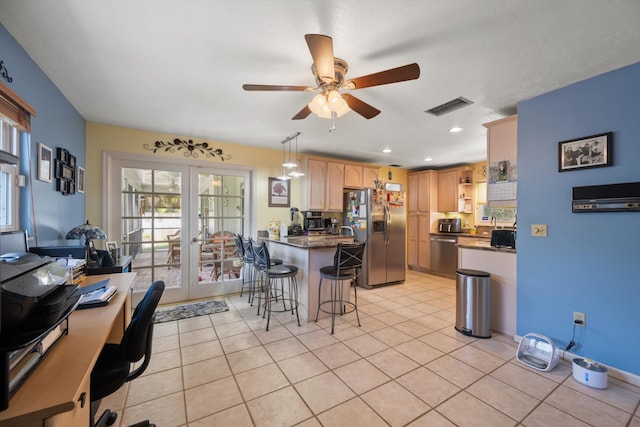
<box><xmin>98</xmin><ymin>270</ymin><xmax>640</xmax><ymax>427</ymax></box>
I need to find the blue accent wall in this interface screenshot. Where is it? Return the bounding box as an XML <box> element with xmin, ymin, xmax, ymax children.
<box><xmin>517</xmin><ymin>61</ymin><xmax>640</xmax><ymax>375</ymax></box>
<box><xmin>1</xmin><ymin>24</ymin><xmax>86</xmax><ymax>246</ymax></box>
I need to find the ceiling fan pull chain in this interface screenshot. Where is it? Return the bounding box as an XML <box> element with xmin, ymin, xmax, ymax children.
<box><xmin>329</xmin><ymin>111</ymin><xmax>337</xmax><ymax>132</ymax></box>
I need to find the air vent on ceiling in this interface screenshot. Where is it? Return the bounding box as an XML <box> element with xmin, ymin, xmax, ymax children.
<box><xmin>425</xmin><ymin>97</ymin><xmax>473</xmax><ymax>116</ymax></box>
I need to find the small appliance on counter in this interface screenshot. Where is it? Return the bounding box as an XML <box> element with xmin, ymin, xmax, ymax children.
<box><xmin>438</xmin><ymin>218</ymin><xmax>461</xmax><ymax>233</ymax></box>
<box><xmin>572</xmin><ymin>358</ymin><xmax>608</xmax><ymax>389</ymax></box>
<box><xmin>516</xmin><ymin>333</ymin><xmax>560</xmax><ymax>372</ymax></box>
<box><xmin>302</xmin><ymin>211</ymin><xmax>324</xmax><ymax>235</ymax></box>
<box><xmin>490</xmin><ymin>229</ymin><xmax>516</xmax><ymax>249</ymax></box>
<box><xmin>287</xmin><ymin>207</ymin><xmax>303</xmax><ymax>236</ymax></box>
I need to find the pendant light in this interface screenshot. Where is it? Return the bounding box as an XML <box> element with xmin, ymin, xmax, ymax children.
<box><xmin>276</xmin><ymin>136</ymin><xmax>291</xmax><ymax>180</ymax></box>
<box><xmin>288</xmin><ymin>133</ymin><xmax>304</xmax><ymax>177</ymax></box>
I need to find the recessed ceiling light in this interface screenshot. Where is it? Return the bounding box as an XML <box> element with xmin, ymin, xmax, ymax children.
<box><xmin>424</xmin><ymin>157</ymin><xmax>433</xmax><ymax>162</ymax></box>
<box><xmin>382</xmin><ymin>148</ymin><xmax>392</xmax><ymax>153</ymax></box>
<box><xmin>449</xmin><ymin>127</ymin><xmax>463</xmax><ymax>133</ymax></box>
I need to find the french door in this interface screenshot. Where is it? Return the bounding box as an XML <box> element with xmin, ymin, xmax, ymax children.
<box><xmin>106</xmin><ymin>155</ymin><xmax>251</xmax><ymax>304</ymax></box>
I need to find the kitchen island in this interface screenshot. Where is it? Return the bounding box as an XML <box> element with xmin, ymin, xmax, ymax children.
<box><xmin>457</xmin><ymin>239</ymin><xmax>516</xmax><ymax>336</ymax></box>
<box><xmin>264</xmin><ymin>235</ymin><xmax>355</xmax><ymax>322</ymax></box>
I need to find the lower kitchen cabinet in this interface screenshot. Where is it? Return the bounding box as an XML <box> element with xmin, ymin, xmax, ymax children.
<box><xmin>408</xmin><ymin>213</ymin><xmax>430</xmax><ymax>271</ymax></box>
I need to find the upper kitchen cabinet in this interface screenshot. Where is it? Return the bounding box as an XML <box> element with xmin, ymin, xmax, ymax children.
<box><xmin>483</xmin><ymin>115</ymin><xmax>517</xmax><ymax>207</ymax></box>
<box><xmin>344</xmin><ymin>164</ymin><xmax>379</xmax><ymax>188</ymax></box>
<box><xmin>438</xmin><ymin>167</ymin><xmax>474</xmax><ymax>213</ymax></box>
<box><xmin>408</xmin><ymin>170</ymin><xmax>438</xmax><ymax>213</ymax></box>
<box><xmin>301</xmin><ymin>159</ymin><xmax>344</xmax><ymax>211</ymax></box>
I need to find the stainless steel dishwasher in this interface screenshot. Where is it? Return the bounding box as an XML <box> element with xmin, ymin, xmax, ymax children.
<box><xmin>430</xmin><ymin>234</ymin><xmax>458</xmax><ymax>278</ymax></box>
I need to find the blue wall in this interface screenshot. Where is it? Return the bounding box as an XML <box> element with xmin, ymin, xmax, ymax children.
<box><xmin>518</xmin><ymin>61</ymin><xmax>640</xmax><ymax>375</ymax></box>
<box><xmin>1</xmin><ymin>24</ymin><xmax>86</xmax><ymax>246</ymax></box>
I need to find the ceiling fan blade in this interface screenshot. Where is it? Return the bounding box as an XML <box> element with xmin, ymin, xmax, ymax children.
<box><xmin>243</xmin><ymin>84</ymin><xmax>309</xmax><ymax>91</ymax></box>
<box><xmin>346</xmin><ymin>63</ymin><xmax>420</xmax><ymax>89</ymax></box>
<box><xmin>292</xmin><ymin>105</ymin><xmax>312</xmax><ymax>120</ymax></box>
<box><xmin>342</xmin><ymin>94</ymin><xmax>380</xmax><ymax>119</ymax></box>
<box><xmin>305</xmin><ymin>34</ymin><xmax>335</xmax><ymax>83</ymax></box>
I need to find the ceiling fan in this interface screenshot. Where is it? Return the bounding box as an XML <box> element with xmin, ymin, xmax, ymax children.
<box><xmin>242</xmin><ymin>34</ymin><xmax>420</xmax><ymax>123</ymax></box>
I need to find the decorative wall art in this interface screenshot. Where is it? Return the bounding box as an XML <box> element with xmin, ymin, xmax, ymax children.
<box><xmin>143</xmin><ymin>138</ymin><xmax>231</xmax><ymax>161</ymax></box>
<box><xmin>77</xmin><ymin>166</ymin><xmax>85</xmax><ymax>193</ymax></box>
<box><xmin>558</xmin><ymin>132</ymin><xmax>612</xmax><ymax>172</ymax></box>
<box><xmin>268</xmin><ymin>177</ymin><xmax>290</xmax><ymax>207</ymax></box>
<box><xmin>37</xmin><ymin>143</ymin><xmax>52</xmax><ymax>182</ymax></box>
<box><xmin>55</xmin><ymin>147</ymin><xmax>76</xmax><ymax>195</ymax></box>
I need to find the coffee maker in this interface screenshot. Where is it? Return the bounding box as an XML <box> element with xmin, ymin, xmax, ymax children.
<box><xmin>288</xmin><ymin>207</ymin><xmax>303</xmax><ymax>236</ymax></box>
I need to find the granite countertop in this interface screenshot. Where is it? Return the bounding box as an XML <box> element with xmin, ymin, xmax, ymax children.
<box><xmin>457</xmin><ymin>240</ymin><xmax>516</xmax><ymax>254</ymax></box>
<box><xmin>265</xmin><ymin>235</ymin><xmax>355</xmax><ymax>249</ymax></box>
<box><xmin>431</xmin><ymin>232</ymin><xmax>491</xmax><ymax>239</ymax></box>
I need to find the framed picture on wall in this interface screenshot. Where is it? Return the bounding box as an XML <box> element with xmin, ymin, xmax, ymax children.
<box><xmin>268</xmin><ymin>177</ymin><xmax>290</xmax><ymax>207</ymax></box>
<box><xmin>37</xmin><ymin>143</ymin><xmax>52</xmax><ymax>182</ymax></box>
<box><xmin>558</xmin><ymin>132</ymin><xmax>612</xmax><ymax>172</ymax></box>
<box><xmin>77</xmin><ymin>166</ymin><xmax>85</xmax><ymax>193</ymax></box>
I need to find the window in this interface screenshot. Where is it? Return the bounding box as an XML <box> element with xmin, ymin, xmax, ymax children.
<box><xmin>0</xmin><ymin>162</ymin><xmax>18</xmax><ymax>230</ymax></box>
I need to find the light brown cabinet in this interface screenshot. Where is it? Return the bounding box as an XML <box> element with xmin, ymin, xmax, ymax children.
<box><xmin>437</xmin><ymin>169</ymin><xmax>458</xmax><ymax>212</ymax></box>
<box><xmin>408</xmin><ymin>170</ymin><xmax>437</xmax><ymax>271</ymax></box>
<box><xmin>301</xmin><ymin>159</ymin><xmax>344</xmax><ymax>211</ymax></box>
<box><xmin>344</xmin><ymin>164</ymin><xmax>379</xmax><ymax>188</ymax></box>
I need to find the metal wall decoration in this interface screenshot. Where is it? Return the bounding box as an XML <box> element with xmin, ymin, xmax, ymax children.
<box><xmin>0</xmin><ymin>60</ymin><xmax>13</xmax><ymax>83</ymax></box>
<box><xmin>143</xmin><ymin>138</ymin><xmax>231</xmax><ymax>161</ymax></box>
<box><xmin>55</xmin><ymin>147</ymin><xmax>76</xmax><ymax>195</ymax></box>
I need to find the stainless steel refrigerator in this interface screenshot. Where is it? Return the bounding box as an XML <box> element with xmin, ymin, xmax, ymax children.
<box><xmin>343</xmin><ymin>188</ymin><xmax>406</xmax><ymax>288</ymax></box>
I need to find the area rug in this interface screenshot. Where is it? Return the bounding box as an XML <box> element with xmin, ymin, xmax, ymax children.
<box><xmin>154</xmin><ymin>299</ymin><xmax>229</xmax><ymax>323</ymax></box>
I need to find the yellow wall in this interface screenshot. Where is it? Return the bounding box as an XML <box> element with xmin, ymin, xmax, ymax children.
<box><xmin>86</xmin><ymin>122</ymin><xmax>404</xmax><ymax>235</ymax></box>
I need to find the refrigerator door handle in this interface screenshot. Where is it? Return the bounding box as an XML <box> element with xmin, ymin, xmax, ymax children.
<box><xmin>384</xmin><ymin>204</ymin><xmax>390</xmax><ymax>245</ymax></box>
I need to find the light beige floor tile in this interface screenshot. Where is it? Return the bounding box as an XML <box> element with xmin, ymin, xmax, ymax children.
<box><xmin>209</xmin><ymin>310</ymin><xmax>245</xmax><ymax>326</ymax></box>
<box><xmin>333</xmin><ymin>359</ymin><xmax>391</xmax><ymax>394</ymax></box>
<box><xmin>545</xmin><ymin>384</ymin><xmax>631</xmax><ymax>426</ymax></box>
<box><xmin>630</xmin><ymin>416</ymin><xmax>640</xmax><ymax>427</ymax></box>
<box><xmin>185</xmin><ymin>376</ymin><xmax>243</xmax><ymax>422</ymax></box>
<box><xmin>219</xmin><ymin>331</ymin><xmax>261</xmax><ymax>353</ymax></box>
<box><xmin>450</xmin><ymin>344</ymin><xmax>507</xmax><ymax>373</ymax></box>
<box><xmin>375</xmin><ymin>299</ymin><xmax>405</xmax><ymax>311</ymax></box>
<box><xmin>182</xmin><ymin>355</ymin><xmax>231</xmax><ymax>389</ymax></box>
<box><xmin>426</xmin><ymin>355</ymin><xmax>484</xmax><ymax>388</ymax></box>
<box><xmin>295</xmin><ymin>371</ymin><xmax>355</xmax><ymax>413</ymax></box>
<box><xmin>372</xmin><ymin>310</ymin><xmax>409</xmax><ymax>326</ymax></box>
<box><xmin>511</xmin><ymin>358</ymin><xmax>573</xmax><ymax>383</ymax></box>
<box><xmin>121</xmin><ymin>391</ymin><xmax>185</xmax><ymax>427</ymax></box>
<box><xmin>214</xmin><ymin>319</ymin><xmax>252</xmax><ymax>338</ymax></box>
<box><xmin>283</xmin><ymin>319</ymin><xmax>322</xmax><ymax>335</ymax></box>
<box><xmin>297</xmin><ymin>329</ymin><xmax>339</xmax><ymax>350</ymax></box>
<box><xmin>396</xmin><ymin>366</ymin><xmax>460</xmax><ymax>407</ymax></box>
<box><xmin>343</xmin><ymin>334</ymin><xmax>388</xmax><ymax>357</ymax></box>
<box><xmin>177</xmin><ymin>315</ymin><xmax>212</xmax><ymax>333</ymax></box>
<box><xmin>235</xmin><ymin>363</ymin><xmax>290</xmax><ymax>401</ymax></box>
<box><xmin>277</xmin><ymin>351</ymin><xmax>328</xmax><ymax>384</ymax></box>
<box><xmin>370</xmin><ymin>326</ymin><xmax>413</xmax><ymax>346</ymax></box>
<box><xmin>180</xmin><ymin>339</ymin><xmax>223</xmax><ymax>365</ymax></box>
<box><xmin>358</xmin><ymin>303</ymin><xmax>390</xmax><ymax>316</ymax></box>
<box><xmin>357</xmin><ymin>316</ymin><xmax>388</xmax><ymax>333</ymax></box>
<box><xmin>226</xmin><ymin>345</ymin><xmax>273</xmax><ymax>374</ymax></box>
<box><xmin>419</xmin><ymin>331</ymin><xmax>467</xmax><ymax>352</ymax></box>
<box><xmin>410</xmin><ymin>302</ymin><xmax>443</xmax><ymax>314</ymax></box>
<box><xmin>295</xmin><ymin>417</ymin><xmax>323</xmax><ymax>427</ymax></box>
<box><xmin>367</xmin><ymin>348</ymin><xmax>420</xmax><ymax>378</ymax></box>
<box><xmin>362</xmin><ymin>381</ymin><xmax>430</xmax><ymax>426</ymax></box>
<box><xmin>312</xmin><ymin>342</ymin><xmax>361</xmax><ymax>369</ymax></box>
<box><xmin>407</xmin><ymin>410</ymin><xmax>457</xmax><ymax>427</ymax></box>
<box><xmin>391</xmin><ymin>306</ymin><xmax>426</xmax><ymax>319</ymax></box>
<box><xmin>188</xmin><ymin>403</ymin><xmax>253</xmax><ymax>427</ymax></box>
<box><xmin>392</xmin><ymin>320</ymin><xmax>433</xmax><ymax>338</ymax></box>
<box><xmin>154</xmin><ymin>321</ymin><xmax>178</xmax><ymax>338</ymax></box>
<box><xmin>437</xmin><ymin>391</ymin><xmax>516</xmax><ymax>427</ymax></box>
<box><xmin>414</xmin><ymin>314</ymin><xmax>451</xmax><ymax>330</ymax></box>
<box><xmin>468</xmin><ymin>375</ymin><xmax>540</xmax><ymax>421</ymax></box>
<box><xmin>142</xmin><ymin>348</ymin><xmax>181</xmax><ymax>376</ymax></box>
<box><xmin>471</xmin><ymin>333</ymin><xmax>518</xmax><ymax>360</ymax></box>
<box><xmin>253</xmin><ymin>323</ymin><xmax>293</xmax><ymax>344</ymax></box>
<box><xmin>491</xmin><ymin>362</ymin><xmax>558</xmax><ymax>400</ymax></box>
<box><xmin>246</xmin><ymin>386</ymin><xmax>312</xmax><ymax>427</ymax></box>
<box><xmin>430</xmin><ymin>309</ymin><xmax>456</xmax><ymax>323</ymax></box>
<box><xmin>437</xmin><ymin>326</ymin><xmax>479</xmax><ymax>344</ymax></box>
<box><xmin>331</xmin><ymin>322</ymin><xmax>366</xmax><ymax>341</ymax></box>
<box><xmin>179</xmin><ymin>327</ymin><xmax>217</xmax><ymax>347</ymax></box>
<box><xmin>126</xmin><ymin>367</ymin><xmax>183</xmax><ymax>406</ymax></box>
<box><xmin>97</xmin><ymin>383</ymin><xmax>128</xmax><ymax>413</ymax></box>
<box><xmin>317</xmin><ymin>397</ymin><xmax>389</xmax><ymax>427</ymax></box>
<box><xmin>522</xmin><ymin>402</ymin><xmax>590</xmax><ymax>427</ymax></box>
<box><xmin>395</xmin><ymin>339</ymin><xmax>444</xmax><ymax>365</ymax></box>
<box><xmin>563</xmin><ymin>375</ymin><xmax>640</xmax><ymax>413</ymax></box>
<box><xmin>152</xmin><ymin>334</ymin><xmax>180</xmax><ymax>353</ymax></box>
<box><xmin>263</xmin><ymin>336</ymin><xmax>308</xmax><ymax>361</ymax></box>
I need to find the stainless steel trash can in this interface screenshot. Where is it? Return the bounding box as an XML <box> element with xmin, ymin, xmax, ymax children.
<box><xmin>455</xmin><ymin>268</ymin><xmax>491</xmax><ymax>338</ymax></box>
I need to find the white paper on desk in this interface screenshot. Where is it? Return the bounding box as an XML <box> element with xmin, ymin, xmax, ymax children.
<box><xmin>79</xmin><ymin>285</ymin><xmax>117</xmax><ymax>305</ymax></box>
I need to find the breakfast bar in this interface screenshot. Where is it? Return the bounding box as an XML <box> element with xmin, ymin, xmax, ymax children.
<box><xmin>264</xmin><ymin>236</ymin><xmax>354</xmax><ymax>322</ymax></box>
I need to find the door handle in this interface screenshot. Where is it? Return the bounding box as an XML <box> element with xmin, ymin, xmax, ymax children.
<box><xmin>192</xmin><ymin>237</ymin><xmax>198</xmax><ymax>243</ymax></box>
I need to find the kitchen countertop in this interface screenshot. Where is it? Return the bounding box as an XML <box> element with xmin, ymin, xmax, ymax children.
<box><xmin>457</xmin><ymin>240</ymin><xmax>516</xmax><ymax>254</ymax></box>
<box><xmin>265</xmin><ymin>235</ymin><xmax>355</xmax><ymax>249</ymax></box>
<box><xmin>431</xmin><ymin>232</ymin><xmax>491</xmax><ymax>239</ymax></box>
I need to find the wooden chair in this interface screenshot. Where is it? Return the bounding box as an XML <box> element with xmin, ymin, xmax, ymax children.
<box><xmin>204</xmin><ymin>231</ymin><xmax>240</xmax><ymax>280</ymax></box>
<box><xmin>166</xmin><ymin>230</ymin><xmax>180</xmax><ymax>269</ymax></box>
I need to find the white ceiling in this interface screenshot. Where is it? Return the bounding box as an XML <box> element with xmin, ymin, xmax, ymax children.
<box><xmin>2</xmin><ymin>0</ymin><xmax>640</xmax><ymax>170</ymax></box>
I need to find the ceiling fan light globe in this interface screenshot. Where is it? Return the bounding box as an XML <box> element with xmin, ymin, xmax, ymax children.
<box><xmin>327</xmin><ymin>90</ymin><xmax>342</xmax><ymax>105</ymax></box>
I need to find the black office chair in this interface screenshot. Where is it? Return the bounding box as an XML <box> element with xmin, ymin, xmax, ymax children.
<box><xmin>90</xmin><ymin>280</ymin><xmax>165</xmax><ymax>427</ymax></box>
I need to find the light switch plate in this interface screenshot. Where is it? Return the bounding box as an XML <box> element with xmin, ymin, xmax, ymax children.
<box><xmin>531</xmin><ymin>224</ymin><xmax>548</xmax><ymax>237</ymax></box>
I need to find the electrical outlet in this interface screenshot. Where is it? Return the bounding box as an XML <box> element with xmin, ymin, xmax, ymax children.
<box><xmin>573</xmin><ymin>311</ymin><xmax>586</xmax><ymax>326</ymax></box>
<box><xmin>531</xmin><ymin>224</ymin><xmax>548</xmax><ymax>237</ymax></box>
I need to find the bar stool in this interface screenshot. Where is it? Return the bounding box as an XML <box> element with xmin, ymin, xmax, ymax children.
<box><xmin>252</xmin><ymin>241</ymin><xmax>300</xmax><ymax>331</ymax></box>
<box><xmin>241</xmin><ymin>237</ymin><xmax>283</xmax><ymax>305</ymax></box>
<box><xmin>315</xmin><ymin>242</ymin><xmax>365</xmax><ymax>334</ymax></box>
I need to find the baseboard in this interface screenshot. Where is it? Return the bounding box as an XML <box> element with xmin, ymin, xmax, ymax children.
<box><xmin>513</xmin><ymin>334</ymin><xmax>640</xmax><ymax>388</ymax></box>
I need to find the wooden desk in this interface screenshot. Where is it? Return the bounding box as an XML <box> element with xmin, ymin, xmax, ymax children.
<box><xmin>0</xmin><ymin>273</ymin><xmax>135</xmax><ymax>427</ymax></box>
